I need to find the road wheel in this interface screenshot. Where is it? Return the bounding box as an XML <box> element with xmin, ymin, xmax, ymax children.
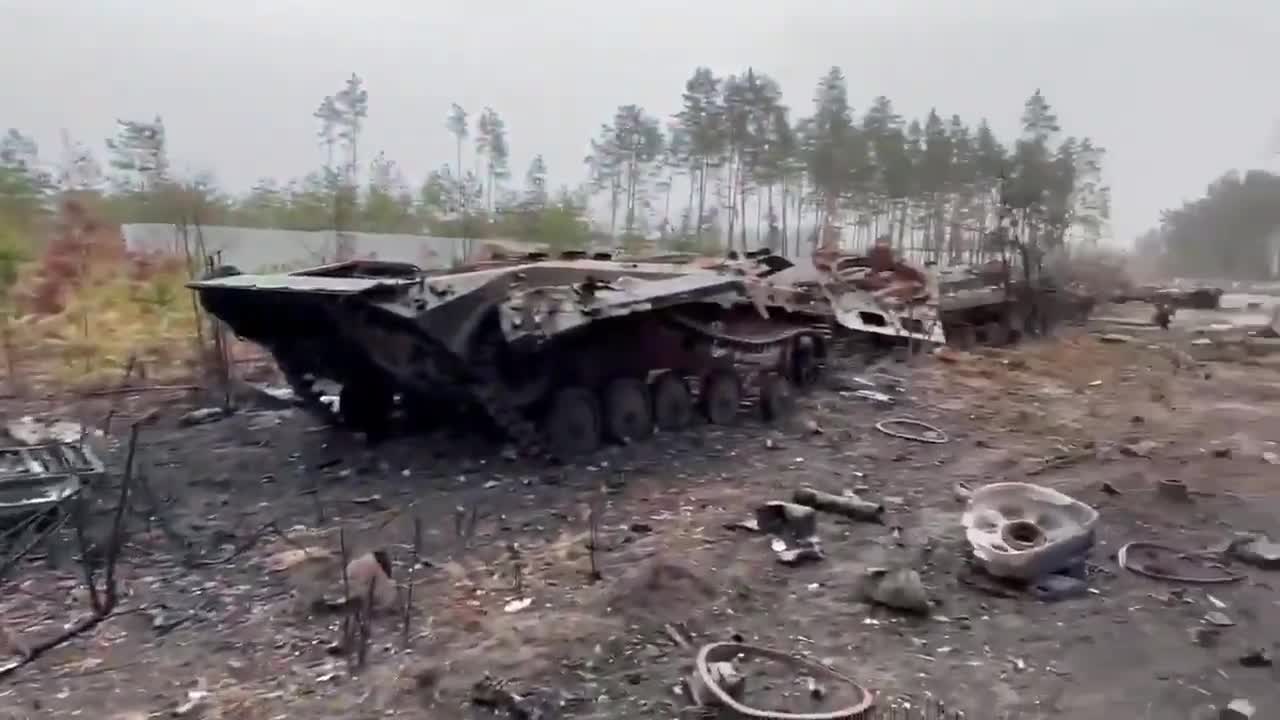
<box><xmin>652</xmin><ymin>372</ymin><xmax>693</xmax><ymax>431</ymax></box>
<box><xmin>982</xmin><ymin>322</ymin><xmax>1009</xmax><ymax>347</ymax></box>
<box><xmin>543</xmin><ymin>386</ymin><xmax>601</xmax><ymax>459</ymax></box>
<box><xmin>759</xmin><ymin>373</ymin><xmax>795</xmax><ymax>422</ymax></box>
<box><xmin>602</xmin><ymin>377</ymin><xmax>653</xmax><ymax>443</ymax></box>
<box><xmin>701</xmin><ymin>370</ymin><xmax>741</xmax><ymax>425</ymax></box>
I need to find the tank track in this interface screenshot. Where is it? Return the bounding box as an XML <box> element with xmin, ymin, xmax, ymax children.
<box><xmin>302</xmin><ymin>305</ymin><xmax>827</xmax><ymax>459</ymax></box>
<box><xmin>464</xmin><ymin>311</ymin><xmax>823</xmax><ymax>458</ymax></box>
<box><xmin>466</xmin><ymin>335</ymin><xmax>546</xmax><ymax>456</ymax></box>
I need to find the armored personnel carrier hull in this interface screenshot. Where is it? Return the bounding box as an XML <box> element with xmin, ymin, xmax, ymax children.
<box><xmin>936</xmin><ymin>262</ymin><xmax>1095</xmax><ymax>348</ymax></box>
<box><xmin>189</xmin><ymin>253</ymin><xmax>941</xmax><ymax>459</ymax></box>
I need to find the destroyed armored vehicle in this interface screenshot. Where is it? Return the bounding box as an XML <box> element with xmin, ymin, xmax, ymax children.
<box><xmin>936</xmin><ymin>260</ymin><xmax>1095</xmax><ymax>347</ymax></box>
<box><xmin>189</xmin><ymin>251</ymin><xmax>939</xmax><ymax>458</ymax></box>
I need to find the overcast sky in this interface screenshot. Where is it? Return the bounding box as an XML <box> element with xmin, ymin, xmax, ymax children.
<box><xmin>3</xmin><ymin>0</ymin><xmax>1278</xmax><ymax>245</ymax></box>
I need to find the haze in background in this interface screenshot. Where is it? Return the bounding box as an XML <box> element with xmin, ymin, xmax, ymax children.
<box><xmin>3</xmin><ymin>0</ymin><xmax>1278</xmax><ymax>245</ymax></box>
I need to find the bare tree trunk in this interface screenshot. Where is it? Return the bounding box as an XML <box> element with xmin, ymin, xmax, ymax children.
<box><xmin>726</xmin><ymin>154</ymin><xmax>738</xmax><ymax>250</ymax></box>
<box><xmin>609</xmin><ymin>179</ymin><xmax>620</xmax><ymax>237</ymax></box>
<box><xmin>780</xmin><ymin>179</ymin><xmax>789</xmax><ymax>257</ymax></box>
<box><xmin>696</xmin><ymin>160</ymin><xmax>708</xmax><ymax>241</ymax></box>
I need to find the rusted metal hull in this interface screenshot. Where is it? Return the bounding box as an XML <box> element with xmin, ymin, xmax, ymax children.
<box><xmin>188</xmin><ymin>252</ymin><xmax>942</xmax><ymax>457</ymax></box>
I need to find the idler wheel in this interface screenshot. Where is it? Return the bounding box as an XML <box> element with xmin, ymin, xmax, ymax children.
<box><xmin>759</xmin><ymin>373</ymin><xmax>795</xmax><ymax>422</ymax></box>
<box><xmin>544</xmin><ymin>386</ymin><xmax>601</xmax><ymax>459</ymax></box>
<box><xmin>651</xmin><ymin>372</ymin><xmax>693</xmax><ymax>431</ymax></box>
<box><xmin>700</xmin><ymin>370</ymin><xmax>741</xmax><ymax>425</ymax></box>
<box><xmin>982</xmin><ymin>321</ymin><xmax>1009</xmax><ymax>347</ymax></box>
<box><xmin>602</xmin><ymin>377</ymin><xmax>653</xmax><ymax>442</ymax></box>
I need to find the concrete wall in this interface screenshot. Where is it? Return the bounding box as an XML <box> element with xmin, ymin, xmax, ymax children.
<box><xmin>120</xmin><ymin>224</ymin><xmax>476</xmax><ymax>272</ymax></box>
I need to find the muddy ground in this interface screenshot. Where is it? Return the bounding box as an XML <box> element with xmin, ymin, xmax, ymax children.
<box><xmin>1</xmin><ymin>311</ymin><xmax>1279</xmax><ymax>720</ymax></box>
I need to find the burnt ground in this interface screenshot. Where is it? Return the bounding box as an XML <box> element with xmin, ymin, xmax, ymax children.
<box><xmin>2</xmin><ymin>315</ymin><xmax>1280</xmax><ymax>720</ymax></box>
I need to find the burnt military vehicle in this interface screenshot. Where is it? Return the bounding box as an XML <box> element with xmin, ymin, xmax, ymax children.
<box><xmin>189</xmin><ymin>252</ymin><xmax>941</xmax><ymax>459</ymax></box>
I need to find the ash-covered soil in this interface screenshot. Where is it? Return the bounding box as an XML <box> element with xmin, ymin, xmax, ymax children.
<box><xmin>2</xmin><ymin>322</ymin><xmax>1279</xmax><ymax>720</ymax></box>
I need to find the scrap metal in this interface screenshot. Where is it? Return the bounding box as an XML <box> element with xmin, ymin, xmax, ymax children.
<box><xmin>188</xmin><ymin>249</ymin><xmax>942</xmax><ymax>458</ymax></box>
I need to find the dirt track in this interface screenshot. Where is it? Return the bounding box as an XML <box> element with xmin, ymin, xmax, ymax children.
<box><xmin>2</xmin><ymin>320</ymin><xmax>1279</xmax><ymax>719</ymax></box>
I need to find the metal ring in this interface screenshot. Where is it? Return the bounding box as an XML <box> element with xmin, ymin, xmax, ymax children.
<box><xmin>695</xmin><ymin>642</ymin><xmax>876</xmax><ymax>719</ymax></box>
<box><xmin>875</xmin><ymin>418</ymin><xmax>948</xmax><ymax>444</ymax></box>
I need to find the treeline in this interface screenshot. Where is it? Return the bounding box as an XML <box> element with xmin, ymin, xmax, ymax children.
<box><xmin>0</xmin><ymin>67</ymin><xmax>1110</xmax><ymax>269</ymax></box>
<box><xmin>1137</xmin><ymin>170</ymin><xmax>1280</xmax><ymax>281</ymax></box>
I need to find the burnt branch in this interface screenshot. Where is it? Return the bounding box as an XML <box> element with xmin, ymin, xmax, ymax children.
<box><xmin>401</xmin><ymin>515</ymin><xmax>421</xmax><ymax>648</ymax></box>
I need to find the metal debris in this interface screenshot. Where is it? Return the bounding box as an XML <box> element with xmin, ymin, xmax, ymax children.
<box><xmin>1230</xmin><ymin>535</ymin><xmax>1280</xmax><ymax>570</ymax></box>
<box><xmin>0</xmin><ymin>442</ymin><xmax>104</xmax><ymax>518</ymax></box>
<box><xmin>692</xmin><ymin>642</ymin><xmax>875</xmax><ymax>718</ymax></box>
<box><xmin>1118</xmin><ymin>542</ymin><xmax>1245</xmax><ymax>584</ymax></box>
<box><xmin>875</xmin><ymin>419</ymin><xmax>948</xmax><ymax>444</ymax></box>
<box><xmin>793</xmin><ymin>486</ymin><xmax>884</xmax><ymax>524</ymax></box>
<box><xmin>179</xmin><ymin>407</ymin><xmax>229</xmax><ymax>427</ymax></box>
<box><xmin>862</xmin><ymin>567</ymin><xmax>930</xmax><ymax>614</ymax></box>
<box><xmin>962</xmin><ymin>482</ymin><xmax>1098</xmax><ymax>581</ymax></box>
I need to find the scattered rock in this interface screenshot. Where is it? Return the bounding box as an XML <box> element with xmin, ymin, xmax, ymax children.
<box><xmin>774</xmin><ymin>543</ymin><xmax>824</xmax><ymax>566</ymax></box>
<box><xmin>1230</xmin><ymin>535</ymin><xmax>1280</xmax><ymax>570</ymax></box>
<box><xmin>504</xmin><ymin>597</ymin><xmax>533</xmax><ymax>613</ymax></box>
<box><xmin>511</xmin><ymin>688</ymin><xmax>563</xmax><ymax>720</ymax></box>
<box><xmin>1263</xmin><ymin>451</ymin><xmax>1279</xmax><ymax>465</ymax></box>
<box><xmin>179</xmin><ymin>407</ymin><xmax>228</xmax><ymax>427</ymax></box>
<box><xmin>862</xmin><ymin>568</ymin><xmax>929</xmax><ymax>614</ymax></box>
<box><xmin>1212</xmin><ymin>447</ymin><xmax>1233</xmax><ymax>458</ymax></box>
<box><xmin>1239</xmin><ymin>648</ymin><xmax>1273</xmax><ymax>667</ymax></box>
<box><xmin>1120</xmin><ymin>440</ymin><xmax>1159</xmax><ymax>458</ymax></box>
<box><xmin>1030</xmin><ymin>573</ymin><xmax>1089</xmax><ymax>602</ymax></box>
<box><xmin>755</xmin><ymin>501</ymin><xmax>817</xmax><ymax>540</ymax></box>
<box><xmin>803</xmin><ymin>418</ymin><xmax>824</xmax><ymax>435</ymax></box>
<box><xmin>172</xmin><ymin>686</ymin><xmax>209</xmax><ymax>717</ymax></box>
<box><xmin>1100</xmin><ymin>481</ymin><xmax>1121</xmax><ymax>496</ymax></box>
<box><xmin>1157</xmin><ymin>478</ymin><xmax>1191</xmax><ymax>503</ymax></box>
<box><xmin>953</xmin><ymin>482</ymin><xmax>973</xmax><ymax>502</ymax></box>
<box><xmin>1221</xmin><ymin>698</ymin><xmax>1255</xmax><ymax>720</ymax></box>
<box><xmin>629</xmin><ymin>522</ymin><xmax>653</xmax><ymax>534</ymax></box>
<box><xmin>264</xmin><ymin>546</ymin><xmax>333</xmax><ymax>572</ymax></box>
<box><xmin>1098</xmin><ymin>333</ymin><xmax>1135</xmax><ymax>344</ymax></box>
<box><xmin>345</xmin><ymin>550</ymin><xmax>397</xmax><ymax>610</ymax></box>
<box><xmin>1189</xmin><ymin>626</ymin><xmax>1221</xmax><ymax>647</ymax></box>
<box><xmin>472</xmin><ymin>676</ymin><xmax>519</xmax><ymax>709</ymax></box>
<box><xmin>1205</xmin><ymin>611</ymin><xmax>1235</xmax><ymax>627</ymax></box>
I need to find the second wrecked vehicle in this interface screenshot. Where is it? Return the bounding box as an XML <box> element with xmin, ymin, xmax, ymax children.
<box><xmin>189</xmin><ymin>251</ymin><xmax>939</xmax><ymax>458</ymax></box>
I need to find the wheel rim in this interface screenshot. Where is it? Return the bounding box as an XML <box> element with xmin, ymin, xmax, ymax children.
<box><xmin>604</xmin><ymin>378</ymin><xmax>653</xmax><ymax>441</ymax></box>
<box><xmin>545</xmin><ymin>387</ymin><xmax>601</xmax><ymax>458</ymax></box>
<box><xmin>702</xmin><ymin>371</ymin><xmax>740</xmax><ymax>425</ymax></box>
<box><xmin>652</xmin><ymin>373</ymin><xmax>692</xmax><ymax>430</ymax></box>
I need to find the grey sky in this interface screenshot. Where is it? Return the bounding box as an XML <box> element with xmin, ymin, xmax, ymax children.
<box><xmin>4</xmin><ymin>0</ymin><xmax>1278</xmax><ymax>245</ymax></box>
